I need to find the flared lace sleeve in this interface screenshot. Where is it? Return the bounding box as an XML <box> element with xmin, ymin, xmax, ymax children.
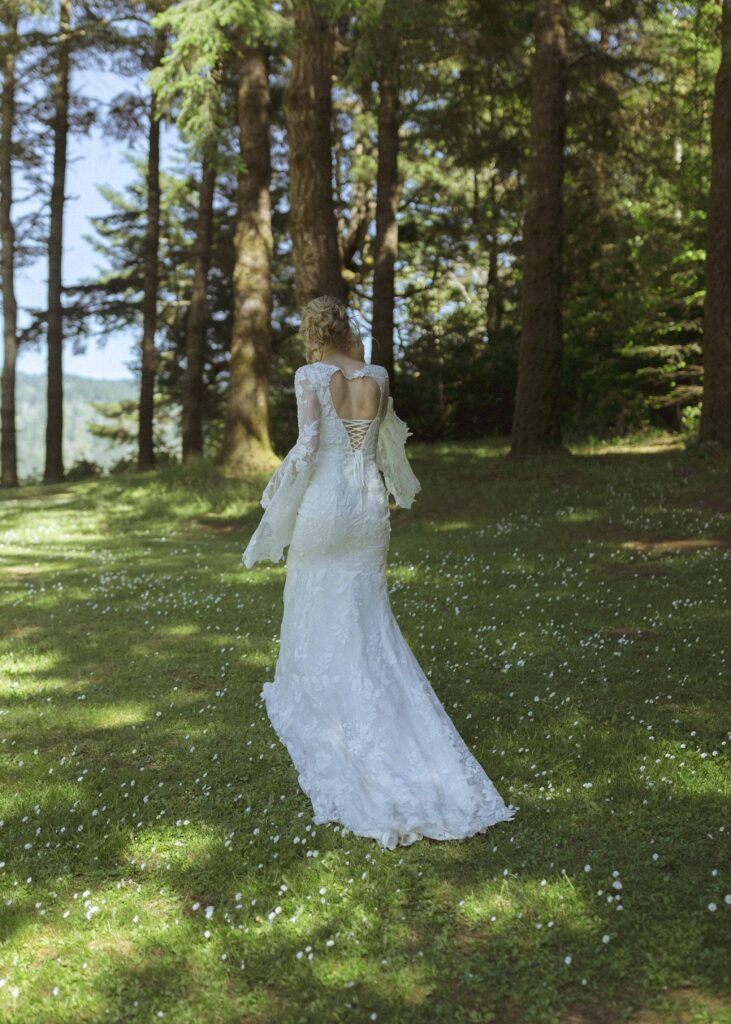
<box><xmin>242</xmin><ymin>366</ymin><xmax>321</xmax><ymax>568</ymax></box>
<box><xmin>376</xmin><ymin>373</ymin><xmax>421</xmax><ymax>510</ymax></box>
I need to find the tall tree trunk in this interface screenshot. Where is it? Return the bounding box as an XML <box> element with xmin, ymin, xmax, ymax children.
<box><xmin>182</xmin><ymin>150</ymin><xmax>216</xmax><ymax>462</ymax></box>
<box><xmin>486</xmin><ymin>183</ymin><xmax>504</xmax><ymax>337</ymax></box>
<box><xmin>1</xmin><ymin>9</ymin><xmax>19</xmax><ymax>488</ymax></box>
<box><xmin>220</xmin><ymin>46</ymin><xmax>274</xmax><ymax>474</ymax></box>
<box><xmin>43</xmin><ymin>0</ymin><xmax>71</xmax><ymax>483</ymax></box>
<box><xmin>486</xmin><ymin>226</ymin><xmax>502</xmax><ymax>335</ymax></box>
<box><xmin>485</xmin><ymin>82</ymin><xmax>503</xmax><ymax>338</ymax></box>
<box><xmin>700</xmin><ymin>0</ymin><xmax>731</xmax><ymax>445</ymax></box>
<box><xmin>283</xmin><ymin>0</ymin><xmax>344</xmax><ymax>308</ymax></box>
<box><xmin>509</xmin><ymin>0</ymin><xmax>569</xmax><ymax>457</ymax></box>
<box><xmin>372</xmin><ymin>35</ymin><xmax>399</xmax><ymax>383</ymax></box>
<box><xmin>137</xmin><ymin>29</ymin><xmax>164</xmax><ymax>470</ymax></box>
<box><xmin>337</xmin><ymin>96</ymin><xmax>370</xmax><ymax>301</ymax></box>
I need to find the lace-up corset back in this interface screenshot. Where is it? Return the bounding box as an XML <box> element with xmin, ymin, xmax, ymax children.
<box><xmin>340</xmin><ymin>418</ymin><xmax>373</xmax><ymax>452</ymax></box>
<box><xmin>317</xmin><ymin>362</ymin><xmax>386</xmax><ymax>461</ymax></box>
<box><xmin>241</xmin><ymin>358</ymin><xmax>421</xmax><ymax>571</ymax></box>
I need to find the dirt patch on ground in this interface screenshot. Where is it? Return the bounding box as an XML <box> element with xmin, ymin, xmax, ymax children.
<box><xmin>585</xmin><ymin>527</ymin><xmax>730</xmax><ymax>551</ymax></box>
<box><xmin>626</xmin><ymin>986</ymin><xmax>731</xmax><ymax>1024</ymax></box>
<box><xmin>620</xmin><ymin>537</ymin><xmax>731</xmax><ymax>552</ymax></box>
<box><xmin>585</xmin><ymin>526</ymin><xmax>731</xmax><ymax>558</ymax></box>
<box><xmin>560</xmin><ymin>1012</ymin><xmax>621</xmax><ymax>1024</ymax></box>
<box><xmin>88</xmin><ymin>938</ymin><xmax>135</xmax><ymax>957</ymax></box>
<box><xmin>3</xmin><ymin>564</ymin><xmax>47</xmax><ymax>576</ymax></box>
<box><xmin>5</xmin><ymin>623</ymin><xmax>43</xmax><ymax>638</ymax></box>
<box><xmin>602</xmin><ymin>627</ymin><xmax>658</xmax><ymax>641</ymax></box>
<box><xmin>557</xmin><ymin>987</ymin><xmax>731</xmax><ymax>1024</ymax></box>
<box><xmin>589</xmin><ymin>436</ymin><xmax>684</xmax><ymax>455</ymax></box>
<box><xmin>665</xmin><ymin>488</ymin><xmax>731</xmax><ymax>516</ymax></box>
<box><xmin>189</xmin><ymin>515</ymin><xmax>243</xmax><ymax>534</ymax></box>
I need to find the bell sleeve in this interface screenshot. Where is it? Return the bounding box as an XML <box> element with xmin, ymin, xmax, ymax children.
<box><xmin>242</xmin><ymin>366</ymin><xmax>321</xmax><ymax>568</ymax></box>
<box><xmin>376</xmin><ymin>373</ymin><xmax>421</xmax><ymax>510</ymax></box>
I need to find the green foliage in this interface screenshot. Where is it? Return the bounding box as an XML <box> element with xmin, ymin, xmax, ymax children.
<box><xmin>562</xmin><ymin>2</ymin><xmax>718</xmax><ymax>438</ymax></box>
<box><xmin>89</xmin><ymin>391</ymin><xmax>181</xmax><ymax>460</ymax></box>
<box><xmin>39</xmin><ymin>0</ymin><xmax>724</xmax><ymax>454</ymax></box>
<box><xmin>65</xmin><ymin>457</ymin><xmax>104</xmax><ymax>480</ymax></box>
<box><xmin>681</xmin><ymin>400</ymin><xmax>702</xmax><ymax>439</ymax></box>
<box><xmin>149</xmin><ymin>0</ymin><xmax>285</xmax><ymax>145</ymax></box>
<box><xmin>73</xmin><ymin>151</ymin><xmax>236</xmax><ymax>438</ymax></box>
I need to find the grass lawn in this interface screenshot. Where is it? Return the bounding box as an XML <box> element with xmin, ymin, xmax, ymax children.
<box><xmin>1</xmin><ymin>431</ymin><xmax>730</xmax><ymax>1024</ymax></box>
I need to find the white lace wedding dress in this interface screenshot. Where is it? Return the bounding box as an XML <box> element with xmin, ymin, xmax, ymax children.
<box><xmin>243</xmin><ymin>361</ymin><xmax>516</xmax><ymax>849</ymax></box>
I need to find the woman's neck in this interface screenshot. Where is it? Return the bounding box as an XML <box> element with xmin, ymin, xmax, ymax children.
<box><xmin>320</xmin><ymin>349</ymin><xmax>364</xmax><ymax>367</ymax></box>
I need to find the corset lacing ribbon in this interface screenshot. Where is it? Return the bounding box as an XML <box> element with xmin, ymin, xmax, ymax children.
<box><xmin>341</xmin><ymin>417</ymin><xmax>372</xmax><ymax>511</ymax></box>
<box><xmin>352</xmin><ymin>446</ymin><xmax>365</xmax><ymax>508</ymax></box>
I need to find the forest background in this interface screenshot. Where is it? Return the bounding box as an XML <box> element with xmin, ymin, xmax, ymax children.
<box><xmin>1</xmin><ymin>0</ymin><xmax>730</xmax><ymax>486</ymax></box>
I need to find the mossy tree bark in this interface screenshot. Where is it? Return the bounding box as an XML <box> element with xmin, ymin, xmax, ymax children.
<box><xmin>1</xmin><ymin>7</ymin><xmax>19</xmax><ymax>487</ymax></box>
<box><xmin>137</xmin><ymin>28</ymin><xmax>165</xmax><ymax>470</ymax></box>
<box><xmin>283</xmin><ymin>0</ymin><xmax>345</xmax><ymax>309</ymax></box>
<box><xmin>509</xmin><ymin>0</ymin><xmax>569</xmax><ymax>457</ymax></box>
<box><xmin>182</xmin><ymin>149</ymin><xmax>216</xmax><ymax>462</ymax></box>
<box><xmin>372</xmin><ymin>34</ymin><xmax>400</xmax><ymax>385</ymax></box>
<box><xmin>700</xmin><ymin>0</ymin><xmax>731</xmax><ymax>446</ymax></box>
<box><xmin>43</xmin><ymin>0</ymin><xmax>71</xmax><ymax>483</ymax></box>
<box><xmin>220</xmin><ymin>45</ymin><xmax>275</xmax><ymax>474</ymax></box>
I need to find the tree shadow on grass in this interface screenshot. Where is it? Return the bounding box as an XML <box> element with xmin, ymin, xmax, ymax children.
<box><xmin>72</xmin><ymin>785</ymin><xmax>731</xmax><ymax>1024</ymax></box>
<box><xmin>1</xmin><ymin>443</ymin><xmax>730</xmax><ymax>1021</ymax></box>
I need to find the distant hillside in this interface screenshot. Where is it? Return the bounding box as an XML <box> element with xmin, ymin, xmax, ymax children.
<box><xmin>15</xmin><ymin>373</ymin><xmax>138</xmax><ymax>481</ymax></box>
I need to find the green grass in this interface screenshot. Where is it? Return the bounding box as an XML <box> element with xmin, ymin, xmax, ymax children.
<box><xmin>1</xmin><ymin>432</ymin><xmax>730</xmax><ymax>1024</ymax></box>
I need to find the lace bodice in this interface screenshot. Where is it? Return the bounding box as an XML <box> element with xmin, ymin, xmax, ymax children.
<box><xmin>242</xmin><ymin>361</ymin><xmax>421</xmax><ymax>568</ymax></box>
<box><xmin>296</xmin><ymin>361</ymin><xmax>387</xmax><ymax>460</ymax></box>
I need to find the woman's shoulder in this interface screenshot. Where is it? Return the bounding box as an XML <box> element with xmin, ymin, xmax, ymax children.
<box><xmin>294</xmin><ymin>363</ymin><xmax>324</xmax><ymax>386</ymax></box>
<box><xmin>295</xmin><ymin>361</ymin><xmax>388</xmax><ymax>379</ymax></box>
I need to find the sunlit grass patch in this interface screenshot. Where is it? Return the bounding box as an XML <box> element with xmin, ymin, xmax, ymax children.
<box><xmin>0</xmin><ymin>439</ymin><xmax>729</xmax><ymax>1023</ymax></box>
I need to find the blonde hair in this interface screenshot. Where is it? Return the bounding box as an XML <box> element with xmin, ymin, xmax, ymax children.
<box><xmin>300</xmin><ymin>295</ymin><xmax>354</xmax><ymax>363</ymax></box>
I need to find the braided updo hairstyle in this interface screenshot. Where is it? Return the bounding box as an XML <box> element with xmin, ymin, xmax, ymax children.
<box><xmin>300</xmin><ymin>295</ymin><xmax>354</xmax><ymax>364</ymax></box>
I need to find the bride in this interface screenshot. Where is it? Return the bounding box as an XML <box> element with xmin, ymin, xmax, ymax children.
<box><xmin>243</xmin><ymin>296</ymin><xmax>516</xmax><ymax>849</ymax></box>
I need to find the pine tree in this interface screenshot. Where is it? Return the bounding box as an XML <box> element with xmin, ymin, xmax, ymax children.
<box><xmin>181</xmin><ymin>148</ymin><xmax>216</xmax><ymax>460</ymax></box>
<box><xmin>151</xmin><ymin>0</ymin><xmax>282</xmax><ymax>471</ymax></box>
<box><xmin>700</xmin><ymin>0</ymin><xmax>731</xmax><ymax>445</ymax></box>
<box><xmin>1</xmin><ymin>3</ymin><xmax>20</xmax><ymax>487</ymax></box>
<box><xmin>284</xmin><ymin>0</ymin><xmax>345</xmax><ymax>306</ymax></box>
<box><xmin>220</xmin><ymin>43</ymin><xmax>276</xmax><ymax>472</ymax></box>
<box><xmin>43</xmin><ymin>0</ymin><xmax>72</xmax><ymax>483</ymax></box>
<box><xmin>510</xmin><ymin>0</ymin><xmax>569</xmax><ymax>456</ymax></box>
<box><xmin>137</xmin><ymin>23</ymin><xmax>166</xmax><ymax>470</ymax></box>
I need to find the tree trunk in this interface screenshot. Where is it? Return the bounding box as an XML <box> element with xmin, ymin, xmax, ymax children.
<box><xmin>182</xmin><ymin>150</ymin><xmax>216</xmax><ymax>462</ymax></box>
<box><xmin>483</xmin><ymin>176</ymin><xmax>501</xmax><ymax>335</ymax></box>
<box><xmin>509</xmin><ymin>0</ymin><xmax>569</xmax><ymax>457</ymax></box>
<box><xmin>700</xmin><ymin>0</ymin><xmax>731</xmax><ymax>445</ymax></box>
<box><xmin>1</xmin><ymin>9</ymin><xmax>19</xmax><ymax>488</ymax></box>
<box><xmin>283</xmin><ymin>0</ymin><xmax>344</xmax><ymax>308</ymax></box>
<box><xmin>372</xmin><ymin>35</ymin><xmax>399</xmax><ymax>383</ymax></box>
<box><xmin>220</xmin><ymin>46</ymin><xmax>275</xmax><ymax>474</ymax></box>
<box><xmin>43</xmin><ymin>0</ymin><xmax>71</xmax><ymax>483</ymax></box>
<box><xmin>137</xmin><ymin>29</ymin><xmax>164</xmax><ymax>470</ymax></box>
<box><xmin>337</xmin><ymin>97</ymin><xmax>371</xmax><ymax>301</ymax></box>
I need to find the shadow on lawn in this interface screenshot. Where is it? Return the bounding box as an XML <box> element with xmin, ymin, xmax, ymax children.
<box><xmin>71</xmin><ymin>783</ymin><xmax>730</xmax><ymax>1023</ymax></box>
<box><xmin>1</xmin><ymin>443</ymin><xmax>729</xmax><ymax>1021</ymax></box>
